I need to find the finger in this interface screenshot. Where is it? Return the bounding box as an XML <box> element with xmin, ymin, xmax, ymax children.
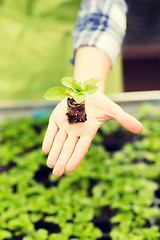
<box><xmin>47</xmin><ymin>130</ymin><xmax>67</xmax><ymax>168</ymax></box>
<box><xmin>42</xmin><ymin>120</ymin><xmax>59</xmax><ymax>154</ymax></box>
<box><xmin>53</xmin><ymin>135</ymin><xmax>79</xmax><ymax>177</ymax></box>
<box><xmin>65</xmin><ymin>136</ymin><xmax>92</xmax><ymax>173</ymax></box>
<box><xmin>114</xmin><ymin>108</ymin><xmax>143</xmax><ymax>134</ymax></box>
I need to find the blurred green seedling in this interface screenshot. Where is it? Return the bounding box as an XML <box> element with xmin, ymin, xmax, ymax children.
<box><xmin>44</xmin><ymin>77</ymin><xmax>101</xmax><ymax>104</ymax></box>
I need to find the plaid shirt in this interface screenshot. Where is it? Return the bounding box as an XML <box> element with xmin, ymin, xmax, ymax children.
<box><xmin>72</xmin><ymin>0</ymin><xmax>129</xmax><ymax>65</ymax></box>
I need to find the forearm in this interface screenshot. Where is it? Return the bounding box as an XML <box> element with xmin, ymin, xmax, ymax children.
<box><xmin>72</xmin><ymin>0</ymin><xmax>129</xmax><ymax>90</ymax></box>
<box><xmin>73</xmin><ymin>46</ymin><xmax>111</xmax><ymax>93</ymax></box>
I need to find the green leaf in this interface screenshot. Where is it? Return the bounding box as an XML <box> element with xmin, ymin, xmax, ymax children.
<box><xmin>83</xmin><ymin>78</ymin><xmax>100</xmax><ymax>95</ymax></box>
<box><xmin>44</xmin><ymin>87</ymin><xmax>70</xmax><ymax>101</ymax></box>
<box><xmin>61</xmin><ymin>77</ymin><xmax>82</xmax><ymax>92</ymax></box>
<box><xmin>34</xmin><ymin>229</ymin><xmax>48</xmax><ymax>240</ymax></box>
<box><xmin>0</xmin><ymin>230</ymin><xmax>12</xmax><ymax>240</ymax></box>
<box><xmin>48</xmin><ymin>234</ymin><xmax>64</xmax><ymax>240</ymax></box>
<box><xmin>83</xmin><ymin>84</ymin><xmax>98</xmax><ymax>95</ymax></box>
<box><xmin>111</xmin><ymin>212</ymin><xmax>133</xmax><ymax>224</ymax></box>
<box><xmin>61</xmin><ymin>223</ymin><xmax>73</xmax><ymax>237</ymax></box>
<box><xmin>66</xmin><ymin>88</ymin><xmax>75</xmax><ymax>96</ymax></box>
<box><xmin>30</xmin><ymin>213</ymin><xmax>43</xmax><ymax>223</ymax></box>
<box><xmin>75</xmin><ymin>208</ymin><xmax>94</xmax><ymax>222</ymax></box>
<box><xmin>83</xmin><ymin>78</ymin><xmax>101</xmax><ymax>88</ymax></box>
<box><xmin>45</xmin><ymin>216</ymin><xmax>59</xmax><ymax>224</ymax></box>
<box><xmin>23</xmin><ymin>237</ymin><xmax>33</xmax><ymax>240</ymax></box>
<box><xmin>72</xmin><ymin>93</ymin><xmax>86</xmax><ymax>104</ymax></box>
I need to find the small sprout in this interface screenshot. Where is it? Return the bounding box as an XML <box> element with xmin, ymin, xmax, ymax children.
<box><xmin>44</xmin><ymin>77</ymin><xmax>101</xmax><ymax>104</ymax></box>
<box><xmin>44</xmin><ymin>77</ymin><xmax>101</xmax><ymax>124</ymax></box>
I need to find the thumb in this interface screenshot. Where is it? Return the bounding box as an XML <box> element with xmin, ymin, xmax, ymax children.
<box><xmin>113</xmin><ymin>107</ymin><xmax>143</xmax><ymax>134</ymax></box>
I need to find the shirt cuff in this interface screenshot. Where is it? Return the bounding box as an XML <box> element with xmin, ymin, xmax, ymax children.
<box><xmin>72</xmin><ymin>10</ymin><xmax>127</xmax><ymax>66</ymax></box>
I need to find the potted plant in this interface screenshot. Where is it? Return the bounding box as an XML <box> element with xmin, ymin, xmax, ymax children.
<box><xmin>44</xmin><ymin>77</ymin><xmax>100</xmax><ymax>123</ymax></box>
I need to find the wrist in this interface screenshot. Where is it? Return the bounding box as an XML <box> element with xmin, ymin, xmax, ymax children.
<box><xmin>73</xmin><ymin>46</ymin><xmax>111</xmax><ymax>93</ymax></box>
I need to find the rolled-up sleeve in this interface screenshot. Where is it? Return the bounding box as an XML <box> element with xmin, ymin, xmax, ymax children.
<box><xmin>72</xmin><ymin>0</ymin><xmax>129</xmax><ymax>65</ymax></box>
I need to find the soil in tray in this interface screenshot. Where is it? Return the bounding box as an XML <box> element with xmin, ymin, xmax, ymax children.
<box><xmin>93</xmin><ymin>217</ymin><xmax>111</xmax><ymax>233</ymax></box>
<box><xmin>92</xmin><ymin>206</ymin><xmax>118</xmax><ymax>239</ymax></box>
<box><xmin>99</xmin><ymin>129</ymin><xmax>141</xmax><ymax>153</ymax></box>
<box><xmin>0</xmin><ymin>162</ymin><xmax>16</xmax><ymax>173</ymax></box>
<box><xmin>33</xmin><ymin>167</ymin><xmax>160</xmax><ymax>237</ymax></box>
<box><xmin>154</xmin><ymin>188</ymin><xmax>160</xmax><ymax>208</ymax></box>
<box><xmin>6</xmin><ymin>222</ymin><xmax>60</xmax><ymax>240</ymax></box>
<box><xmin>8</xmin><ymin>234</ymin><xmax>26</xmax><ymax>240</ymax></box>
<box><xmin>34</xmin><ymin>220</ymin><xmax>60</xmax><ymax>234</ymax></box>
<box><xmin>33</xmin><ymin>165</ymin><xmax>57</xmax><ymax>188</ymax></box>
<box><xmin>98</xmin><ymin>236</ymin><xmax>111</xmax><ymax>240</ymax></box>
<box><xmin>1</xmin><ymin>116</ymin><xmax>160</xmax><ymax>240</ymax></box>
<box><xmin>155</xmin><ymin>188</ymin><xmax>160</xmax><ymax>199</ymax></box>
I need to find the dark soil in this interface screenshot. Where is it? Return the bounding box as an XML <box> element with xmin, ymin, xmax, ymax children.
<box><xmin>98</xmin><ymin>236</ymin><xmax>111</xmax><ymax>240</ymax></box>
<box><xmin>99</xmin><ymin>129</ymin><xmax>141</xmax><ymax>153</ymax></box>
<box><xmin>93</xmin><ymin>218</ymin><xmax>111</xmax><ymax>233</ymax></box>
<box><xmin>34</xmin><ymin>220</ymin><xmax>60</xmax><ymax>234</ymax></box>
<box><xmin>33</xmin><ymin>165</ymin><xmax>59</xmax><ymax>188</ymax></box>
<box><xmin>154</xmin><ymin>189</ymin><xmax>160</xmax><ymax>208</ymax></box>
<box><xmin>66</xmin><ymin>98</ymin><xmax>87</xmax><ymax>124</ymax></box>
<box><xmin>9</xmin><ymin>234</ymin><xmax>25</xmax><ymax>240</ymax></box>
<box><xmin>88</xmin><ymin>179</ymin><xmax>98</xmax><ymax>197</ymax></box>
<box><xmin>0</xmin><ymin>162</ymin><xmax>16</xmax><ymax>173</ymax></box>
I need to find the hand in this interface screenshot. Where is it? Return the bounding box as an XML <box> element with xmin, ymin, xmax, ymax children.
<box><xmin>42</xmin><ymin>92</ymin><xmax>143</xmax><ymax>177</ymax></box>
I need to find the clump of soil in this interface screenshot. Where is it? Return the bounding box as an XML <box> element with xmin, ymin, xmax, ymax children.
<box><xmin>66</xmin><ymin>97</ymin><xmax>87</xmax><ymax>124</ymax></box>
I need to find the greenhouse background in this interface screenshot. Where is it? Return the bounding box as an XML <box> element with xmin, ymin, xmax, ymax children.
<box><xmin>0</xmin><ymin>0</ymin><xmax>160</xmax><ymax>239</ymax></box>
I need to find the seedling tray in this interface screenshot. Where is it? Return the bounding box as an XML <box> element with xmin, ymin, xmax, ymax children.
<box><xmin>0</xmin><ymin>91</ymin><xmax>160</xmax><ymax>121</ymax></box>
<box><xmin>0</xmin><ymin>91</ymin><xmax>160</xmax><ymax>240</ymax></box>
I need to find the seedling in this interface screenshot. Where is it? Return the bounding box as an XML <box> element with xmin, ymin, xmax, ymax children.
<box><xmin>44</xmin><ymin>77</ymin><xmax>101</xmax><ymax>123</ymax></box>
<box><xmin>1</xmin><ymin>105</ymin><xmax>160</xmax><ymax>239</ymax></box>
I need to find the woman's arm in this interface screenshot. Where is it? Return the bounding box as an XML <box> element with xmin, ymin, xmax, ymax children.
<box><xmin>73</xmin><ymin>46</ymin><xmax>111</xmax><ymax>92</ymax></box>
<box><xmin>42</xmin><ymin>45</ymin><xmax>143</xmax><ymax>178</ymax></box>
<box><xmin>72</xmin><ymin>0</ymin><xmax>128</xmax><ymax>66</ymax></box>
<box><xmin>42</xmin><ymin>0</ymin><xmax>143</xmax><ymax>178</ymax></box>
<box><xmin>72</xmin><ymin>0</ymin><xmax>128</xmax><ymax>90</ymax></box>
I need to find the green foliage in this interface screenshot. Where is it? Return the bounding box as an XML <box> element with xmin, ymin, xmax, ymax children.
<box><xmin>44</xmin><ymin>77</ymin><xmax>101</xmax><ymax>104</ymax></box>
<box><xmin>0</xmin><ymin>230</ymin><xmax>12</xmax><ymax>240</ymax></box>
<box><xmin>0</xmin><ymin>104</ymin><xmax>160</xmax><ymax>239</ymax></box>
<box><xmin>61</xmin><ymin>77</ymin><xmax>82</xmax><ymax>92</ymax></box>
<box><xmin>83</xmin><ymin>78</ymin><xmax>99</xmax><ymax>95</ymax></box>
<box><xmin>44</xmin><ymin>87</ymin><xmax>68</xmax><ymax>101</ymax></box>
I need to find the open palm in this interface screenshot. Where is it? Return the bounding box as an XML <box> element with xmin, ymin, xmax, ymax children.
<box><xmin>42</xmin><ymin>92</ymin><xmax>143</xmax><ymax>177</ymax></box>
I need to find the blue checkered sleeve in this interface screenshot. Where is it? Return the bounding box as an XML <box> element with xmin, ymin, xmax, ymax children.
<box><xmin>72</xmin><ymin>0</ymin><xmax>129</xmax><ymax>65</ymax></box>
